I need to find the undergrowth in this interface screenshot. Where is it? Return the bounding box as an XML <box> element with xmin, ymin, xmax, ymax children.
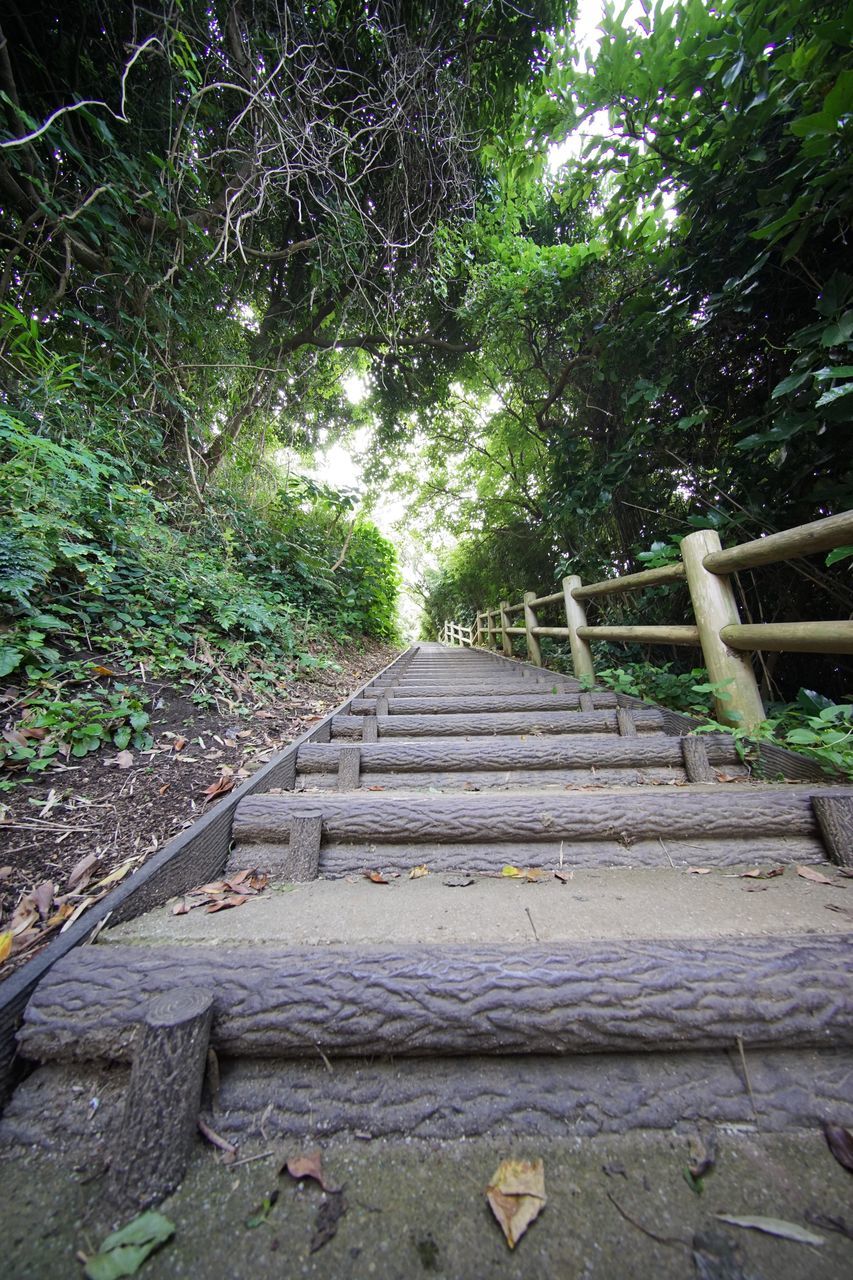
<box><xmin>0</xmin><ymin>410</ymin><xmax>400</xmax><ymax>788</ymax></box>
<box><xmin>591</xmin><ymin>660</ymin><xmax>853</xmax><ymax>780</ymax></box>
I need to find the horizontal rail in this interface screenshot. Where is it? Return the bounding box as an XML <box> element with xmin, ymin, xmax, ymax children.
<box><xmin>703</xmin><ymin>511</ymin><xmax>853</xmax><ymax>575</ymax></box>
<box><xmin>720</xmin><ymin>622</ymin><xmax>853</xmax><ymax>654</ymax></box>
<box><xmin>531</xmin><ymin>626</ymin><xmax>571</xmax><ymax>637</ymax></box>
<box><xmin>577</xmin><ymin>625</ymin><xmax>701</xmax><ymax>646</ymax></box>
<box><xmin>572</xmin><ymin>562</ymin><xmax>686</xmax><ymax>599</ymax></box>
<box><xmin>530</xmin><ymin>590</ymin><xmax>565</xmax><ymax>607</ymax></box>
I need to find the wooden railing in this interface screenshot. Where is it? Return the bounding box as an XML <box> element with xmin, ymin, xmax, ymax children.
<box><xmin>441</xmin><ymin>619</ymin><xmax>474</xmax><ymax>647</ymax></box>
<box><xmin>473</xmin><ymin>512</ymin><xmax>853</xmax><ymax>730</ymax></box>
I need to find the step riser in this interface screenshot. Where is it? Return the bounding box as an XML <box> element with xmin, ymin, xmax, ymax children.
<box><xmin>330</xmin><ymin>709</ymin><xmax>666</xmax><ymax>737</ymax></box>
<box><xmin>350</xmin><ymin>693</ymin><xmax>619</xmax><ymax>715</ymax></box>
<box><xmin>296</xmin><ymin>735</ymin><xmax>740</xmax><ymax>772</ymax></box>
<box><xmin>233</xmin><ymin>789</ymin><xmax>820</xmax><ymax>846</ymax></box>
<box><xmin>5</xmin><ymin>1049</ymin><xmax>852</xmax><ymax>1148</ymax></box>
<box><xmin>232</xmin><ymin>834</ymin><xmax>825</xmax><ymax>874</ymax></box>
<box><xmin>297</xmin><ymin>766</ymin><xmax>698</xmax><ymax>790</ymax></box>
<box><xmin>19</xmin><ymin>937</ymin><xmax>852</xmax><ymax>1064</ymax></box>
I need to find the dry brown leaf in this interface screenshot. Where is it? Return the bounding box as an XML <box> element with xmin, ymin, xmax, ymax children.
<box><xmin>554</xmin><ymin>870</ymin><xmax>573</xmax><ymax>883</ymax></box>
<box><xmin>202</xmin><ymin>775</ymin><xmax>235</xmax><ymax>800</ymax></box>
<box><xmin>67</xmin><ymin>851</ymin><xmax>98</xmax><ymax>890</ymax></box>
<box><xmin>486</xmin><ymin>1158</ymin><xmax>546</xmax><ymax>1249</ymax></box>
<box><xmin>115</xmin><ymin>750</ymin><xmax>134</xmax><ymax>769</ymax></box>
<box><xmin>281</xmin><ymin>1149</ymin><xmax>340</xmax><ymax>1192</ymax></box>
<box><xmin>10</xmin><ymin>895</ymin><xmax>39</xmax><ymax>936</ymax></box>
<box><xmin>739</xmin><ymin>867</ymin><xmax>784</xmax><ymax>880</ymax></box>
<box><xmin>409</xmin><ymin>865</ymin><xmax>429</xmax><ymax>879</ymax></box>
<box><xmin>797</xmin><ymin>865</ymin><xmax>835</xmax><ymax>885</ymax></box>
<box><xmin>0</xmin><ymin>866</ymin><xmax>13</xmax><ymax>881</ymax></box>
<box><xmin>365</xmin><ymin>870</ymin><xmax>389</xmax><ymax>884</ymax></box>
<box><xmin>33</xmin><ymin>880</ymin><xmax>55</xmax><ymax>919</ymax></box>
<box><xmin>205</xmin><ymin>894</ymin><xmax>248</xmax><ymax>913</ymax></box>
<box><xmin>823</xmin><ymin>1121</ymin><xmax>853</xmax><ymax>1173</ymax></box>
<box><xmin>172</xmin><ymin>736</ymin><xmax>188</xmax><ymax>752</ymax></box>
<box><xmin>523</xmin><ymin>868</ymin><xmax>549</xmax><ymax>882</ymax></box>
<box><xmin>90</xmin><ymin>664</ymin><xmax>115</xmax><ymax>676</ymax></box>
<box><xmin>687</xmin><ymin>867</ymin><xmax>712</xmax><ymax>875</ymax></box>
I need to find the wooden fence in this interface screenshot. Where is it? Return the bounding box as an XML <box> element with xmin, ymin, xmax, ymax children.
<box><xmin>466</xmin><ymin>512</ymin><xmax>853</xmax><ymax>730</ymax></box>
<box><xmin>441</xmin><ymin>620</ymin><xmax>474</xmax><ymax>647</ymax></box>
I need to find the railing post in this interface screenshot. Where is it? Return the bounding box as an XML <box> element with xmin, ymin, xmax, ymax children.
<box><xmin>499</xmin><ymin>601</ymin><xmax>513</xmax><ymax>657</ymax></box>
<box><xmin>562</xmin><ymin>576</ymin><xmax>595</xmax><ymax>681</ymax></box>
<box><xmin>523</xmin><ymin>591</ymin><xmax>543</xmax><ymax>666</ymax></box>
<box><xmin>680</xmin><ymin>530</ymin><xmax>765</xmax><ymax>730</ymax></box>
<box><xmin>475</xmin><ymin>614</ymin><xmax>484</xmax><ymax>648</ymax></box>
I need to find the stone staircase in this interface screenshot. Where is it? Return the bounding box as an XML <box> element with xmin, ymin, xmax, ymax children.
<box><xmin>4</xmin><ymin>642</ymin><xmax>853</xmax><ymax>1276</ymax></box>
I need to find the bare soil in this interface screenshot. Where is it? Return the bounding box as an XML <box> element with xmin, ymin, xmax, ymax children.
<box><xmin>0</xmin><ymin>638</ymin><xmax>398</xmax><ymax>981</ymax></box>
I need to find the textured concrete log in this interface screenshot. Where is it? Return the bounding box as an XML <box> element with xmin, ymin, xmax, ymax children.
<box><xmin>108</xmin><ymin>987</ymin><xmax>213</xmax><ymax>1208</ymax></box>
<box><xmin>336</xmin><ymin>745</ymin><xmax>361</xmax><ymax>791</ymax></box>
<box><xmin>681</xmin><ymin>737</ymin><xmax>715</xmax><ymax>783</ymax></box>
<box><xmin>616</xmin><ymin>708</ymin><xmax>638</xmax><ymax>737</ymax></box>
<box><xmin>297</xmin><ymin>735</ymin><xmax>740</xmax><ymax>774</ymax></box>
<box><xmin>812</xmin><ymin>796</ymin><xmax>853</xmax><ymax>867</ymax></box>
<box><xmin>283</xmin><ymin>813</ymin><xmax>321</xmax><ymax>879</ymax></box>
<box><xmin>19</xmin><ymin>936</ymin><xmax>853</xmax><ymax>1064</ymax></box>
<box><xmin>234</xmin><ymin>788</ymin><xmax>821</xmax><ymax>846</ymax></box>
<box><xmin>523</xmin><ymin>591</ymin><xmax>543</xmax><ymax>666</ymax></box>
<box><xmin>339</xmin><ymin>709</ymin><xmax>666</xmax><ymax>738</ymax></box>
<box><xmin>361</xmin><ymin>717</ymin><xmax>378</xmax><ymax>742</ymax></box>
<box><xmin>351</xmin><ymin>692</ymin><xmax>619</xmax><ymax>715</ymax></box>
<box><xmin>6</xmin><ymin>1048</ymin><xmax>853</xmax><ymax>1149</ymax></box>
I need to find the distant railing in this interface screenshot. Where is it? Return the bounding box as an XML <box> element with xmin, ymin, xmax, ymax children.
<box><xmin>441</xmin><ymin>620</ymin><xmax>474</xmax><ymax>647</ymax></box>
<box><xmin>473</xmin><ymin>512</ymin><xmax>853</xmax><ymax>730</ymax></box>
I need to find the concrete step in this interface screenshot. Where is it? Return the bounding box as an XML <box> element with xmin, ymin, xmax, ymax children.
<box><xmin>330</xmin><ymin>708</ymin><xmax>666</xmax><ymax>737</ymax></box>
<box><xmin>349</xmin><ymin>691</ymin><xmax>619</xmax><ymax>714</ymax></box>
<box><xmin>294</xmin><ymin>732</ymin><xmax>746</xmax><ymax>790</ymax></box>
<box><xmin>17</xmin><ymin>931</ymin><xmax>853</xmax><ymax>1065</ymax></box>
<box><xmin>230</xmin><ymin>785</ymin><xmax>832</xmax><ymax>874</ymax></box>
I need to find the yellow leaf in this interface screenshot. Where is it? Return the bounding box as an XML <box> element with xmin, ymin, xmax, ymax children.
<box><xmin>501</xmin><ymin>865</ymin><xmax>522</xmax><ymax>878</ymax></box>
<box><xmin>91</xmin><ymin>857</ymin><xmax>139</xmax><ymax>891</ymax></box>
<box><xmin>0</xmin><ymin>931</ymin><xmax>13</xmax><ymax>964</ymax></box>
<box><xmin>409</xmin><ymin>865</ymin><xmax>429</xmax><ymax>879</ymax></box>
<box><xmin>486</xmin><ymin>1158</ymin><xmax>546</xmax><ymax>1249</ymax></box>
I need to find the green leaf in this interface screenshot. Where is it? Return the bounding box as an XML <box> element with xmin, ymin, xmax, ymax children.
<box><xmin>0</xmin><ymin>647</ymin><xmax>22</xmax><ymax>677</ymax></box>
<box><xmin>815</xmin><ymin>382</ymin><xmax>853</xmax><ymax>408</ymax></box>
<box><xmin>825</xmin><ymin>546</ymin><xmax>853</xmax><ymax>568</ymax></box>
<box><xmin>84</xmin><ymin>1211</ymin><xmax>175</xmax><ymax>1279</ymax></box>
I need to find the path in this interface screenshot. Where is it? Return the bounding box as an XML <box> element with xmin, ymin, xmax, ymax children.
<box><xmin>2</xmin><ymin>643</ymin><xmax>852</xmax><ymax>1277</ymax></box>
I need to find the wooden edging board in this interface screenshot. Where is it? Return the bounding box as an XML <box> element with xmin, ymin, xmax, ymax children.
<box><xmin>0</xmin><ymin>644</ymin><xmax>416</xmax><ymax>1106</ymax></box>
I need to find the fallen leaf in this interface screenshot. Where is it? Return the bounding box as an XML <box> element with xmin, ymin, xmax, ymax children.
<box><xmin>202</xmin><ymin>775</ymin><xmax>235</xmax><ymax>800</ymax></box>
<box><xmin>365</xmin><ymin>870</ymin><xmax>389</xmax><ymax>884</ymax></box>
<box><xmin>245</xmin><ymin>1189</ymin><xmax>279</xmax><ymax>1229</ymax></box>
<box><xmin>738</xmin><ymin>867</ymin><xmax>784</xmax><ymax>880</ymax></box>
<box><xmin>501</xmin><ymin>865</ymin><xmax>523</xmax><ymax>878</ymax></box>
<box><xmin>310</xmin><ymin>1191</ymin><xmax>347</xmax><ymax>1253</ymax></box>
<box><xmin>281</xmin><ymin>1150</ymin><xmax>340</xmax><ymax>1192</ymax></box>
<box><xmin>84</xmin><ymin>1210</ymin><xmax>175</xmax><ymax>1279</ymax></box>
<box><xmin>0</xmin><ymin>866</ymin><xmax>12</xmax><ymax>881</ymax></box>
<box><xmin>409</xmin><ymin>864</ymin><xmax>429</xmax><ymax>879</ymax></box>
<box><xmin>172</xmin><ymin>736</ymin><xmax>188</xmax><ymax>752</ymax></box>
<box><xmin>115</xmin><ymin>750</ymin><xmax>134</xmax><ymax>770</ymax></box>
<box><xmin>825</xmin><ymin>903</ymin><xmax>853</xmax><ymax>920</ymax></box>
<box><xmin>687</xmin><ymin>867</ymin><xmax>712</xmax><ymax>875</ymax></box>
<box><xmin>67</xmin><ymin>852</ymin><xmax>98</xmax><ymax>890</ymax></box>
<box><xmin>205</xmin><ymin>894</ymin><xmax>247</xmax><ymax>913</ymax></box>
<box><xmin>90</xmin><ymin>665</ymin><xmax>116</xmax><ymax>677</ymax></box>
<box><xmin>443</xmin><ymin>875</ymin><xmax>474</xmax><ymax>887</ymax></box>
<box><xmin>33</xmin><ymin>880</ymin><xmax>55</xmax><ymax>919</ymax></box>
<box><xmin>158</xmin><ymin>783</ymin><xmax>171</xmax><ymax>795</ymax></box>
<box><xmin>487</xmin><ymin>1158</ymin><xmax>546</xmax><ymax>1249</ymax></box>
<box><xmin>554</xmin><ymin>870</ymin><xmax>573</xmax><ymax>883</ymax></box>
<box><xmin>91</xmin><ymin>857</ymin><xmax>138</xmax><ymax>890</ymax></box>
<box><xmin>10</xmin><ymin>895</ymin><xmax>39</xmax><ymax>935</ymax></box>
<box><xmin>797</xmin><ymin>865</ymin><xmax>836</xmax><ymax>885</ymax></box>
<box><xmin>822</xmin><ymin>1121</ymin><xmax>853</xmax><ymax>1173</ymax></box>
<box><xmin>685</xmin><ymin>1130</ymin><xmax>717</xmax><ymax>1192</ymax></box>
<box><xmin>0</xmin><ymin>932</ymin><xmax>12</xmax><ymax>964</ymax></box>
<box><xmin>197</xmin><ymin>1117</ymin><xmax>237</xmax><ymax>1156</ymax></box>
<box><xmin>523</xmin><ymin>868</ymin><xmax>549</xmax><ymax>882</ymax></box>
<box><xmin>715</xmin><ymin>1214</ymin><xmax>824</xmax><ymax>1246</ymax></box>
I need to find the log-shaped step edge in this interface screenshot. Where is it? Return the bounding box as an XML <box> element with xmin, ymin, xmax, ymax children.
<box><xmin>230</xmin><ymin>786</ymin><xmax>835</xmax><ymax>873</ymax></box>
<box><xmin>18</xmin><ymin>934</ymin><xmax>853</xmax><ymax>1065</ymax></box>
<box><xmin>330</xmin><ymin>709</ymin><xmax>667</xmax><ymax>738</ymax></box>
<box><xmin>349</xmin><ymin>692</ymin><xmax>619</xmax><ymax>715</ymax></box>
<box><xmin>297</xmin><ymin>734</ymin><xmax>741</xmax><ymax>775</ymax></box>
